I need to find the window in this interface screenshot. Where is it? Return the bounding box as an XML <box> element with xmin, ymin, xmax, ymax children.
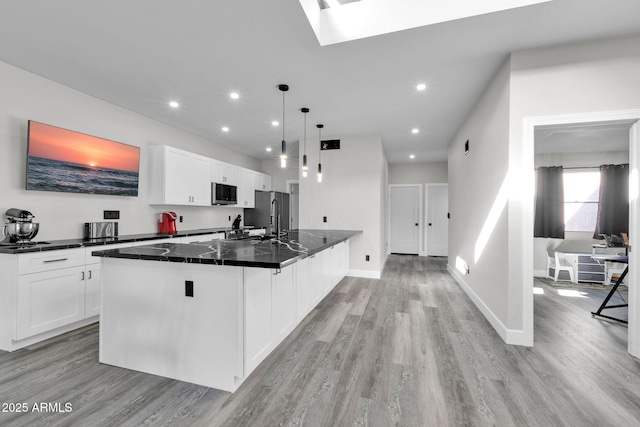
<box><xmin>563</xmin><ymin>170</ymin><xmax>600</xmax><ymax>232</ymax></box>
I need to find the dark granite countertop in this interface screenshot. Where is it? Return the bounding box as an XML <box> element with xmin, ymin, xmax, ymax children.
<box><xmin>0</xmin><ymin>228</ymin><xmax>228</xmax><ymax>254</ymax></box>
<box><xmin>91</xmin><ymin>229</ymin><xmax>362</xmax><ymax>269</ymax></box>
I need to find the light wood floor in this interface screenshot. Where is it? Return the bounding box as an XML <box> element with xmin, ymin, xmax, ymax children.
<box><xmin>1</xmin><ymin>255</ymin><xmax>640</xmax><ymax>426</ymax></box>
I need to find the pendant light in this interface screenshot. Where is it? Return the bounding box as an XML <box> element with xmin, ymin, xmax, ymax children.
<box><xmin>278</xmin><ymin>84</ymin><xmax>289</xmax><ymax>168</ymax></box>
<box><xmin>301</xmin><ymin>108</ymin><xmax>309</xmax><ymax>178</ymax></box>
<box><xmin>317</xmin><ymin>124</ymin><xmax>324</xmax><ymax>183</ymax></box>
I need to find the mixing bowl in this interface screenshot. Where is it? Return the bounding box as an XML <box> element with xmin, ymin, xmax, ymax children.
<box><xmin>3</xmin><ymin>222</ymin><xmax>39</xmax><ymax>243</ymax></box>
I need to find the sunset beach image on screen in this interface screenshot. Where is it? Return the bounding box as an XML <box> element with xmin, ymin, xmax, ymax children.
<box><xmin>26</xmin><ymin>121</ymin><xmax>140</xmax><ymax>196</ymax></box>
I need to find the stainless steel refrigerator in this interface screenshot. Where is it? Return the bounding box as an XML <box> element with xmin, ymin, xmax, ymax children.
<box><xmin>244</xmin><ymin>191</ymin><xmax>290</xmax><ymax>236</ymax></box>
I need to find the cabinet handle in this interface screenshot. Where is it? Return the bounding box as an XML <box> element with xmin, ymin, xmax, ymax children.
<box><xmin>44</xmin><ymin>258</ymin><xmax>68</xmax><ymax>263</ymax></box>
<box><xmin>88</xmin><ymin>270</ymin><xmax>92</xmax><ymax>280</ymax></box>
<box><xmin>81</xmin><ymin>271</ymin><xmax>85</xmax><ymax>280</ymax></box>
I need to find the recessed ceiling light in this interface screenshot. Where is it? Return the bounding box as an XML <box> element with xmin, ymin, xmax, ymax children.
<box><xmin>230</xmin><ymin>92</ymin><xmax>239</xmax><ymax>100</ymax></box>
<box><xmin>412</xmin><ymin>128</ymin><xmax>419</xmax><ymax>134</ymax></box>
<box><xmin>222</xmin><ymin>127</ymin><xmax>229</xmax><ymax>132</ymax></box>
<box><xmin>266</xmin><ymin>147</ymin><xmax>272</xmax><ymax>152</ymax></box>
<box><xmin>416</xmin><ymin>83</ymin><xmax>427</xmax><ymax>91</ymax></box>
<box><xmin>410</xmin><ymin>154</ymin><xmax>415</xmax><ymax>159</ymax></box>
<box><xmin>272</xmin><ymin>121</ymin><xmax>279</xmax><ymax>126</ymax></box>
<box><xmin>169</xmin><ymin>101</ymin><xmax>179</xmax><ymax>108</ymax></box>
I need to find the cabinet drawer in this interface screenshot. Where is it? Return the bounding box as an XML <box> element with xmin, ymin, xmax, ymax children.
<box><xmin>579</xmin><ymin>263</ymin><xmax>605</xmax><ymax>273</ymax></box>
<box><xmin>18</xmin><ymin>249</ymin><xmax>85</xmax><ymax>275</ymax></box>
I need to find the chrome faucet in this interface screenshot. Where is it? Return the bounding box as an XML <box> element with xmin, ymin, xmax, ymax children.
<box><xmin>271</xmin><ymin>197</ymin><xmax>280</xmax><ymax>238</ymax></box>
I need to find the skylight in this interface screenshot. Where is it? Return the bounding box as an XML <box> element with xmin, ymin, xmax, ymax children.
<box><xmin>300</xmin><ymin>0</ymin><xmax>554</xmax><ymax>46</ymax></box>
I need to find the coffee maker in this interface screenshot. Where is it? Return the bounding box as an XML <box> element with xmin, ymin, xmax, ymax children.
<box><xmin>158</xmin><ymin>211</ymin><xmax>178</xmax><ymax>234</ymax></box>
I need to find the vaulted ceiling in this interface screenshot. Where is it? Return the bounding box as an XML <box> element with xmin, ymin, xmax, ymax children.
<box><xmin>0</xmin><ymin>1</ymin><xmax>639</xmax><ymax>164</ymax></box>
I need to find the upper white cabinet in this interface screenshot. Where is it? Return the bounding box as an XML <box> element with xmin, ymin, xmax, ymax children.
<box><xmin>238</xmin><ymin>168</ymin><xmax>257</xmax><ymax>208</ymax></box>
<box><xmin>150</xmin><ymin>144</ymin><xmax>270</xmax><ymax>207</ymax></box>
<box><xmin>150</xmin><ymin>145</ymin><xmax>211</xmax><ymax>206</ymax></box>
<box><xmin>211</xmin><ymin>160</ymin><xmax>237</xmax><ymax>185</ymax></box>
<box><xmin>254</xmin><ymin>173</ymin><xmax>272</xmax><ymax>191</ymax></box>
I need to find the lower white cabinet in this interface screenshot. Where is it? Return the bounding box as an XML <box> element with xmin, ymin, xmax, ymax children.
<box><xmin>16</xmin><ymin>265</ymin><xmax>86</xmax><ymax>340</ymax></box>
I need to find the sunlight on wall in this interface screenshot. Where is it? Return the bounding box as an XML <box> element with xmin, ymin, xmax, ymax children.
<box><xmin>533</xmin><ymin>287</ymin><xmax>544</xmax><ymax>294</ymax></box>
<box><xmin>455</xmin><ymin>256</ymin><xmax>469</xmax><ymax>275</ymax></box>
<box><xmin>474</xmin><ymin>171</ymin><xmax>511</xmax><ymax>263</ymax></box>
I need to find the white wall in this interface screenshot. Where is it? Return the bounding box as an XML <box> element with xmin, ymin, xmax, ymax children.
<box><xmin>388</xmin><ymin>161</ymin><xmax>448</xmax><ymax>185</ymax></box>
<box><xmin>0</xmin><ymin>61</ymin><xmax>262</xmax><ymax>241</ymax></box>
<box><xmin>448</xmin><ymin>33</ymin><xmax>640</xmax><ymax>345</ymax></box>
<box><xmin>299</xmin><ymin>134</ymin><xmax>387</xmax><ymax>277</ymax></box>
<box><xmin>447</xmin><ymin>58</ymin><xmax>512</xmax><ymax>330</ymax></box>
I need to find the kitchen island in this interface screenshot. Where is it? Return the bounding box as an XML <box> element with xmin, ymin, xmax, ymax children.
<box><xmin>92</xmin><ymin>229</ymin><xmax>361</xmax><ymax>392</ymax></box>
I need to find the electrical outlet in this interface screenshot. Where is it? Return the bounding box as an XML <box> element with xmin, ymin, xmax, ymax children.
<box><xmin>323</xmin><ymin>216</ymin><xmax>327</xmax><ymax>223</ymax></box>
<box><xmin>104</xmin><ymin>210</ymin><xmax>120</xmax><ymax>219</ymax></box>
<box><xmin>185</xmin><ymin>281</ymin><xmax>194</xmax><ymax>297</ymax></box>
<box><xmin>229</xmin><ymin>216</ymin><xmax>231</xmax><ymax>221</ymax></box>
<box><xmin>365</xmin><ymin>255</ymin><xmax>370</xmax><ymax>262</ymax></box>
<box><xmin>179</xmin><ymin>216</ymin><xmax>184</xmax><ymax>223</ymax></box>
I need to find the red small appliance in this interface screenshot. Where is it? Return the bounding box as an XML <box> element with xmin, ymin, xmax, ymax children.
<box><xmin>158</xmin><ymin>211</ymin><xmax>178</xmax><ymax>234</ymax></box>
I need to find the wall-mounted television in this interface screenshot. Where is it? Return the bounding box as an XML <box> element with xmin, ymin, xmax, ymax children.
<box><xmin>26</xmin><ymin>121</ymin><xmax>140</xmax><ymax>196</ymax></box>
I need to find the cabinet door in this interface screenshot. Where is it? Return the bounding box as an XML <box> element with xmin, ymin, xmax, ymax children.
<box><xmin>211</xmin><ymin>160</ymin><xmax>223</xmax><ymax>183</ymax></box>
<box><xmin>244</xmin><ymin>268</ymin><xmax>273</xmax><ymax>373</ymax></box>
<box><xmin>272</xmin><ymin>265</ymin><xmax>295</xmax><ymax>345</ymax></box>
<box><xmin>295</xmin><ymin>258</ymin><xmax>311</xmax><ymax>323</ymax></box>
<box><xmin>17</xmin><ymin>266</ymin><xmax>86</xmax><ymax>340</ymax></box>
<box><xmin>221</xmin><ymin>163</ymin><xmax>236</xmax><ymax>184</ymax></box>
<box><xmin>309</xmin><ymin>254</ymin><xmax>323</xmax><ymax>305</ymax></box>
<box><xmin>191</xmin><ymin>154</ymin><xmax>212</xmax><ymax>206</ymax></box>
<box><xmin>85</xmin><ymin>264</ymin><xmax>101</xmax><ymax>318</ymax></box>
<box><xmin>242</xmin><ymin>169</ymin><xmax>256</xmax><ymax>208</ymax></box>
<box><xmin>164</xmin><ymin>146</ymin><xmax>192</xmax><ymax>205</ymax></box>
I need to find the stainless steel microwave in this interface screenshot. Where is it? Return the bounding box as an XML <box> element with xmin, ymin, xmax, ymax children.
<box><xmin>212</xmin><ymin>183</ymin><xmax>237</xmax><ymax>205</ymax></box>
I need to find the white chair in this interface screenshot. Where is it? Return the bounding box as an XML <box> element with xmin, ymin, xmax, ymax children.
<box><xmin>546</xmin><ymin>249</ymin><xmax>575</xmax><ymax>283</ymax></box>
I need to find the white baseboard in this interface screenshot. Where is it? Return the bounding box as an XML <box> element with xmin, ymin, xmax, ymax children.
<box><xmin>447</xmin><ymin>265</ymin><xmax>530</xmax><ymax>346</ymax></box>
<box><xmin>347</xmin><ymin>269</ymin><xmax>381</xmax><ymax>279</ymax></box>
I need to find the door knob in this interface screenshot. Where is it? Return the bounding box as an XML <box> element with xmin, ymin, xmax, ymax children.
<box><xmin>415</xmin><ymin>223</ymin><xmax>419</xmax><ymax>226</ymax></box>
<box><xmin>428</xmin><ymin>223</ymin><xmax>432</xmax><ymax>226</ymax></box>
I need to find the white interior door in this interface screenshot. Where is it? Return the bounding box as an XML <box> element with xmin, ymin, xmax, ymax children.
<box><xmin>426</xmin><ymin>184</ymin><xmax>449</xmax><ymax>256</ymax></box>
<box><xmin>390</xmin><ymin>185</ymin><xmax>420</xmax><ymax>254</ymax></box>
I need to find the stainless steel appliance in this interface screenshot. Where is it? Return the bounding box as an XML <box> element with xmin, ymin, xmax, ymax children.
<box><xmin>84</xmin><ymin>221</ymin><xmax>119</xmax><ymax>239</ymax></box>
<box><xmin>2</xmin><ymin>208</ymin><xmax>39</xmax><ymax>244</ymax></box>
<box><xmin>212</xmin><ymin>183</ymin><xmax>238</xmax><ymax>205</ymax></box>
<box><xmin>244</xmin><ymin>191</ymin><xmax>290</xmax><ymax>237</ymax></box>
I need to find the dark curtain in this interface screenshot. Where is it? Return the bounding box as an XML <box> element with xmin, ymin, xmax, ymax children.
<box><xmin>534</xmin><ymin>166</ymin><xmax>565</xmax><ymax>238</ymax></box>
<box><xmin>593</xmin><ymin>164</ymin><xmax>629</xmax><ymax>239</ymax></box>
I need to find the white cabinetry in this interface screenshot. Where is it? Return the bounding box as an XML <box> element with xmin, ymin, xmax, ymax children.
<box><xmin>254</xmin><ymin>173</ymin><xmax>272</xmax><ymax>191</ymax></box>
<box><xmin>238</xmin><ymin>168</ymin><xmax>257</xmax><ymax>208</ymax></box>
<box><xmin>211</xmin><ymin>160</ymin><xmax>237</xmax><ymax>184</ymax></box>
<box><xmin>13</xmin><ymin>249</ymin><xmax>93</xmax><ymax>343</ymax></box>
<box><xmin>150</xmin><ymin>145</ymin><xmax>211</xmax><ymax>206</ymax></box>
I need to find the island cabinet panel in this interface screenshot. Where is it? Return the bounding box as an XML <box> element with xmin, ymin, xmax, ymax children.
<box><xmin>244</xmin><ymin>267</ymin><xmax>274</xmax><ymax>374</ymax></box>
<box><xmin>100</xmin><ymin>259</ymin><xmax>244</xmax><ymax>392</ymax></box>
<box><xmin>295</xmin><ymin>257</ymin><xmax>312</xmax><ymax>322</ymax></box>
<box><xmin>272</xmin><ymin>265</ymin><xmax>295</xmax><ymax>342</ymax></box>
<box><xmin>308</xmin><ymin>253</ymin><xmax>323</xmax><ymax>306</ymax></box>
